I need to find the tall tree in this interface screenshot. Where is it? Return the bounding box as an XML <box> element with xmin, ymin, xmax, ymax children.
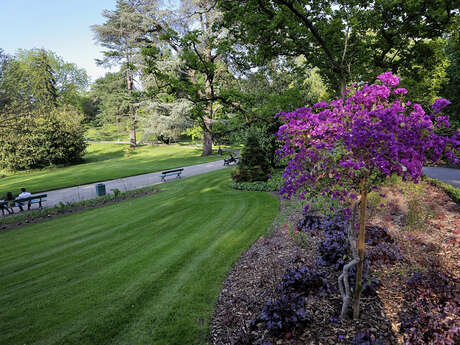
<box><xmin>217</xmin><ymin>0</ymin><xmax>458</xmax><ymax>96</ymax></box>
<box><xmin>92</xmin><ymin>0</ymin><xmax>163</xmax><ymax>147</ymax></box>
<box><xmin>143</xmin><ymin>0</ymin><xmax>239</xmax><ymax>155</ymax></box>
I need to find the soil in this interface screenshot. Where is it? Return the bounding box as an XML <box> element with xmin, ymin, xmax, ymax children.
<box><xmin>210</xmin><ymin>183</ymin><xmax>460</xmax><ymax>345</ymax></box>
<box><xmin>0</xmin><ymin>188</ymin><xmax>162</xmax><ymax>232</ymax></box>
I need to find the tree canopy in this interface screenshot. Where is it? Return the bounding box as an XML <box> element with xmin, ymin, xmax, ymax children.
<box><xmin>217</xmin><ymin>0</ymin><xmax>459</xmax><ymax>95</ymax></box>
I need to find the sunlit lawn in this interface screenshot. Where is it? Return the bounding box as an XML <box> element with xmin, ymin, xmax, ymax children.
<box><xmin>0</xmin><ymin>169</ymin><xmax>279</xmax><ymax>345</ymax></box>
<box><xmin>0</xmin><ymin>143</ymin><xmax>221</xmax><ymax>193</ymax></box>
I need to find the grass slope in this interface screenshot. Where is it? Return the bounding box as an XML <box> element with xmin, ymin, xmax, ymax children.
<box><xmin>0</xmin><ymin>143</ymin><xmax>221</xmax><ymax>194</ymax></box>
<box><xmin>0</xmin><ymin>169</ymin><xmax>279</xmax><ymax>345</ymax></box>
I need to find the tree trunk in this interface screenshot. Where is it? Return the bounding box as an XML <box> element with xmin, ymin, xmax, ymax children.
<box><xmin>202</xmin><ymin>127</ymin><xmax>213</xmax><ymax>156</ymax></box>
<box><xmin>353</xmin><ymin>176</ymin><xmax>368</xmax><ymax>319</ymax></box>
<box><xmin>201</xmin><ymin>100</ymin><xmax>213</xmax><ymax>156</ymax></box>
<box><xmin>129</xmin><ymin>110</ymin><xmax>137</xmax><ymax>148</ymax></box>
<box><xmin>126</xmin><ymin>63</ymin><xmax>136</xmax><ymax>148</ymax></box>
<box><xmin>339</xmin><ymin>77</ymin><xmax>346</xmax><ymax>97</ymax></box>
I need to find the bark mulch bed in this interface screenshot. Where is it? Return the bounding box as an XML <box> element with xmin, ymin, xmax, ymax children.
<box><xmin>211</xmin><ymin>182</ymin><xmax>460</xmax><ymax>345</ymax></box>
<box><xmin>0</xmin><ymin>188</ymin><xmax>162</xmax><ymax>232</ymax></box>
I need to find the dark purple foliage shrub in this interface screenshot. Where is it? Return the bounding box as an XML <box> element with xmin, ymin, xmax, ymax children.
<box><xmin>298</xmin><ymin>213</ymin><xmax>348</xmax><ymax>235</ymax></box>
<box><xmin>259</xmin><ymin>293</ymin><xmax>311</xmax><ymax>336</ymax></box>
<box><xmin>349</xmin><ymin>259</ymin><xmax>379</xmax><ymax>296</ymax></box>
<box><xmin>297</xmin><ymin>213</ymin><xmax>324</xmax><ymax>233</ymax></box>
<box><xmin>280</xmin><ymin>266</ymin><xmax>331</xmax><ymax>296</ymax></box>
<box><xmin>368</xmin><ymin>242</ymin><xmax>404</xmax><ymax>266</ymax></box>
<box><xmin>399</xmin><ymin>270</ymin><xmax>460</xmax><ymax>344</ymax></box>
<box><xmin>354</xmin><ymin>330</ymin><xmax>385</xmax><ymax>345</ymax></box>
<box><xmin>317</xmin><ymin>228</ymin><xmax>350</xmax><ymax>271</ymax></box>
<box><xmin>365</xmin><ymin>226</ymin><xmax>393</xmax><ymax>246</ymax></box>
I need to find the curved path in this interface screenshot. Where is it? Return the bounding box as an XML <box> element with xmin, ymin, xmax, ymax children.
<box><xmin>423</xmin><ymin>166</ymin><xmax>460</xmax><ymax>188</ymax></box>
<box><xmin>42</xmin><ymin>159</ymin><xmax>232</xmax><ymax>208</ymax></box>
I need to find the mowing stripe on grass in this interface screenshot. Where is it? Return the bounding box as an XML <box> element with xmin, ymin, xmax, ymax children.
<box><xmin>0</xmin><ymin>169</ymin><xmax>278</xmax><ymax>345</ymax></box>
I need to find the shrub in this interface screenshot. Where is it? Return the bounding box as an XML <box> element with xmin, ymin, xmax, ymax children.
<box><xmin>424</xmin><ymin>176</ymin><xmax>460</xmax><ymax>205</ymax></box>
<box><xmin>0</xmin><ymin>105</ymin><xmax>87</xmax><ymax>171</ymax></box>
<box><xmin>231</xmin><ymin>132</ymin><xmax>270</xmax><ymax>182</ymax></box>
<box><xmin>317</xmin><ymin>231</ymin><xmax>349</xmax><ymax>271</ymax></box>
<box><xmin>368</xmin><ymin>243</ymin><xmax>404</xmax><ymax>267</ymax></box>
<box><xmin>257</xmin><ymin>293</ymin><xmax>311</xmax><ymax>336</ymax></box>
<box><xmin>230</xmin><ymin>170</ymin><xmax>283</xmax><ymax>191</ymax></box>
<box><xmin>280</xmin><ymin>266</ymin><xmax>331</xmax><ymax>297</ymax></box>
<box><xmin>399</xmin><ymin>270</ymin><xmax>460</xmax><ymax>344</ymax></box>
<box><xmin>365</xmin><ymin>226</ymin><xmax>393</xmax><ymax>246</ymax></box>
<box><xmin>297</xmin><ymin>213</ymin><xmax>324</xmax><ymax>233</ymax></box>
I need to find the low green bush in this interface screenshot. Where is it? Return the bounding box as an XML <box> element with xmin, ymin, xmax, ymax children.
<box><xmin>424</xmin><ymin>176</ymin><xmax>460</xmax><ymax>204</ymax></box>
<box><xmin>230</xmin><ymin>170</ymin><xmax>283</xmax><ymax>192</ymax></box>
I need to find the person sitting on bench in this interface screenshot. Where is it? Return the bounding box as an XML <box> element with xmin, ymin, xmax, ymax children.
<box><xmin>15</xmin><ymin>188</ymin><xmax>31</xmax><ymax>211</ymax></box>
<box><xmin>2</xmin><ymin>192</ymin><xmax>15</xmax><ymax>214</ymax></box>
<box><xmin>1</xmin><ymin>193</ymin><xmax>14</xmax><ymax>215</ymax></box>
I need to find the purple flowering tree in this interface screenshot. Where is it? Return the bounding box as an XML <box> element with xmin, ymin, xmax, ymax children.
<box><xmin>276</xmin><ymin>72</ymin><xmax>459</xmax><ymax>319</ymax></box>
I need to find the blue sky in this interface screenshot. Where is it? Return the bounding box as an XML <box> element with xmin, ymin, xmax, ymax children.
<box><xmin>0</xmin><ymin>0</ymin><xmax>118</xmax><ymax>82</ymax></box>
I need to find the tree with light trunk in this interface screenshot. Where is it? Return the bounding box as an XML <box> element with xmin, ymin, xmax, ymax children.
<box><xmin>142</xmin><ymin>0</ymin><xmax>237</xmax><ymax>156</ymax></box>
<box><xmin>91</xmin><ymin>0</ymin><xmax>163</xmax><ymax>147</ymax></box>
<box><xmin>276</xmin><ymin>72</ymin><xmax>459</xmax><ymax>319</ymax></box>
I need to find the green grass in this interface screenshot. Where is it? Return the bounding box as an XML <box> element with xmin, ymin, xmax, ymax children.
<box><xmin>0</xmin><ymin>169</ymin><xmax>279</xmax><ymax>345</ymax></box>
<box><xmin>0</xmin><ymin>143</ymin><xmax>221</xmax><ymax>194</ymax></box>
<box><xmin>85</xmin><ymin>123</ymin><xmax>144</xmax><ymax>141</ymax></box>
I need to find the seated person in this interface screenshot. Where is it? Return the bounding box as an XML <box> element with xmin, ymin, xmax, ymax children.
<box><xmin>16</xmin><ymin>188</ymin><xmax>31</xmax><ymax>211</ymax></box>
<box><xmin>1</xmin><ymin>192</ymin><xmax>15</xmax><ymax>215</ymax></box>
<box><xmin>1</xmin><ymin>199</ymin><xmax>13</xmax><ymax>215</ymax></box>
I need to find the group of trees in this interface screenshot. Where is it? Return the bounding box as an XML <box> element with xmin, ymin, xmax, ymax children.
<box><xmin>0</xmin><ymin>48</ymin><xmax>89</xmax><ymax>171</ymax></box>
<box><xmin>88</xmin><ymin>0</ymin><xmax>458</xmax><ymax>157</ymax></box>
<box><xmin>1</xmin><ymin>0</ymin><xmax>458</xmax><ymax>171</ymax></box>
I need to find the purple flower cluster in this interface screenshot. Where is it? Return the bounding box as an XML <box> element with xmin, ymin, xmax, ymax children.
<box><xmin>276</xmin><ymin>72</ymin><xmax>459</xmax><ymax>206</ymax></box>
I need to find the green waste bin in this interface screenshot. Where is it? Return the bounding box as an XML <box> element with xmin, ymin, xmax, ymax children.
<box><xmin>96</xmin><ymin>183</ymin><xmax>106</xmax><ymax>196</ymax></box>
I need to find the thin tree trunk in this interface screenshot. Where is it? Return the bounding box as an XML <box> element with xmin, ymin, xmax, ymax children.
<box><xmin>202</xmin><ymin>118</ymin><xmax>213</xmax><ymax>156</ymax></box>
<box><xmin>126</xmin><ymin>52</ymin><xmax>136</xmax><ymax>148</ymax></box>
<box><xmin>129</xmin><ymin>105</ymin><xmax>136</xmax><ymax>148</ymax></box>
<box><xmin>353</xmin><ymin>176</ymin><xmax>368</xmax><ymax>319</ymax></box>
<box><xmin>339</xmin><ymin>77</ymin><xmax>346</xmax><ymax>97</ymax></box>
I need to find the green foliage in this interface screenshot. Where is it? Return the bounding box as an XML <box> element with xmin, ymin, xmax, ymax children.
<box><xmin>139</xmin><ymin>98</ymin><xmax>193</xmax><ymax>142</ymax></box>
<box><xmin>231</xmin><ymin>133</ymin><xmax>271</xmax><ymax>182</ymax></box>
<box><xmin>0</xmin><ymin>105</ymin><xmax>87</xmax><ymax>171</ymax></box>
<box><xmin>230</xmin><ymin>169</ymin><xmax>283</xmax><ymax>191</ymax></box>
<box><xmin>441</xmin><ymin>32</ymin><xmax>460</xmax><ymax>126</ymax></box>
<box><xmin>0</xmin><ymin>49</ymin><xmax>88</xmax><ymax>171</ymax></box>
<box><xmin>218</xmin><ymin>0</ymin><xmax>458</xmax><ymax>95</ymax></box>
<box><xmin>424</xmin><ymin>176</ymin><xmax>460</xmax><ymax>205</ymax></box>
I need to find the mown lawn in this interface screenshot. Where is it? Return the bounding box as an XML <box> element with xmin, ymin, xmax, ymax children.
<box><xmin>0</xmin><ymin>143</ymin><xmax>221</xmax><ymax>194</ymax></box>
<box><xmin>0</xmin><ymin>169</ymin><xmax>279</xmax><ymax>345</ymax></box>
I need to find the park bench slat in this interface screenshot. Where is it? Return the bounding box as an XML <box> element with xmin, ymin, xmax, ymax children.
<box><xmin>160</xmin><ymin>168</ymin><xmax>184</xmax><ymax>182</ymax></box>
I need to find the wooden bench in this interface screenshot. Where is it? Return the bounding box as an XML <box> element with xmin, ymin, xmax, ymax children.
<box><xmin>160</xmin><ymin>169</ymin><xmax>184</xmax><ymax>182</ymax></box>
<box><xmin>14</xmin><ymin>194</ymin><xmax>48</xmax><ymax>211</ymax></box>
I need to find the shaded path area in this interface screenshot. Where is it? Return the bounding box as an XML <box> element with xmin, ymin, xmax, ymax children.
<box><xmin>44</xmin><ymin>159</ymin><xmax>231</xmax><ymax>207</ymax></box>
<box><xmin>423</xmin><ymin>166</ymin><xmax>460</xmax><ymax>188</ymax></box>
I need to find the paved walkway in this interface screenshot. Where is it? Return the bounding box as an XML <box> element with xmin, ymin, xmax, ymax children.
<box><xmin>43</xmin><ymin>159</ymin><xmax>231</xmax><ymax>208</ymax></box>
<box><xmin>423</xmin><ymin>166</ymin><xmax>460</xmax><ymax>188</ymax></box>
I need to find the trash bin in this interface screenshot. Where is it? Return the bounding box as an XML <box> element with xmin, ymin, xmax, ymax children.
<box><xmin>96</xmin><ymin>183</ymin><xmax>106</xmax><ymax>196</ymax></box>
